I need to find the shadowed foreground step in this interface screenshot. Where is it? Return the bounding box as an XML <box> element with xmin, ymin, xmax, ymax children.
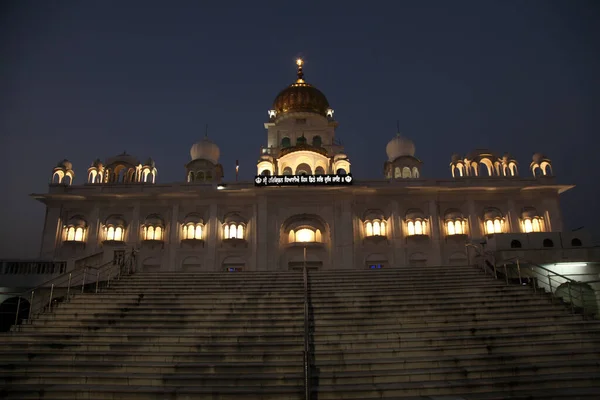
<box><xmin>1</xmin><ymin>266</ymin><xmax>600</xmax><ymax>399</ymax></box>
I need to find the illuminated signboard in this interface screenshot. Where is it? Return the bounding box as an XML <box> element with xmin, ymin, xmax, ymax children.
<box><xmin>255</xmin><ymin>174</ymin><xmax>353</xmax><ymax>187</ymax></box>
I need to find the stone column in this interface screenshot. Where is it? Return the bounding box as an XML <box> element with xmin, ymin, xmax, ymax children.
<box><xmin>334</xmin><ymin>196</ymin><xmax>354</xmax><ymax>269</ymax></box>
<box><xmin>391</xmin><ymin>199</ymin><xmax>404</xmax><ymax>267</ymax></box>
<box><xmin>428</xmin><ymin>199</ymin><xmax>442</xmax><ymax>266</ymax></box>
<box><xmin>207</xmin><ymin>202</ymin><xmax>218</xmax><ymax>271</ymax></box>
<box><xmin>467</xmin><ymin>199</ymin><xmax>480</xmax><ymax>238</ymax></box>
<box><xmin>39</xmin><ymin>206</ymin><xmax>62</xmax><ymax>258</ymax></box>
<box><xmin>130</xmin><ymin>202</ymin><xmax>140</xmax><ymax>247</ymax></box>
<box><xmin>256</xmin><ymin>195</ymin><xmax>268</xmax><ymax>271</ymax></box>
<box><xmin>87</xmin><ymin>205</ymin><xmax>100</xmax><ymax>253</ymax></box>
<box><xmin>168</xmin><ymin>203</ymin><xmax>179</xmax><ymax>271</ymax></box>
<box><xmin>507</xmin><ymin>198</ymin><xmax>520</xmax><ymax>233</ymax></box>
<box><xmin>543</xmin><ymin>195</ymin><xmax>562</xmax><ymax>232</ymax></box>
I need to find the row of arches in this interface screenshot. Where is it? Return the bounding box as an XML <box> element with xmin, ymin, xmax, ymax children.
<box><xmin>393</xmin><ymin>166</ymin><xmax>420</xmax><ymax>179</ymax></box>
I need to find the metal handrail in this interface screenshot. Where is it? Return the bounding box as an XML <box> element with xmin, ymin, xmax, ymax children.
<box><xmin>302</xmin><ymin>247</ymin><xmax>311</xmax><ymax>400</ymax></box>
<box><xmin>498</xmin><ymin>256</ymin><xmax>599</xmax><ymax>318</ymax></box>
<box><xmin>5</xmin><ymin>251</ymin><xmax>135</xmax><ymax>331</ymax></box>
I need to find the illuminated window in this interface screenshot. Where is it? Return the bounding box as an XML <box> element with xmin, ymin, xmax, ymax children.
<box><xmin>63</xmin><ymin>216</ymin><xmax>87</xmax><ymax>243</ymax></box>
<box><xmin>522</xmin><ymin>217</ymin><xmax>545</xmax><ymax>233</ymax></box>
<box><xmin>223</xmin><ymin>223</ymin><xmax>245</xmax><ymax>240</ymax></box>
<box><xmin>104</xmin><ymin>225</ymin><xmax>125</xmax><ymax>241</ymax></box>
<box><xmin>406</xmin><ymin>219</ymin><xmax>427</xmax><ymax>236</ymax></box>
<box><xmin>446</xmin><ymin>219</ymin><xmax>467</xmax><ymax>236</ymax></box>
<box><xmin>364</xmin><ymin>219</ymin><xmax>387</xmax><ymax>237</ymax></box>
<box><xmin>291</xmin><ymin>228</ymin><xmax>322</xmax><ymax>243</ymax></box>
<box><xmin>484</xmin><ymin>218</ymin><xmax>504</xmax><ymax>234</ymax></box>
<box><xmin>142</xmin><ymin>214</ymin><xmax>164</xmax><ymax>241</ymax></box>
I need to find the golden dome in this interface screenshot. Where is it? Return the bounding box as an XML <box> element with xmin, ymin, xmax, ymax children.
<box><xmin>272</xmin><ymin>59</ymin><xmax>330</xmax><ymax>117</ymax></box>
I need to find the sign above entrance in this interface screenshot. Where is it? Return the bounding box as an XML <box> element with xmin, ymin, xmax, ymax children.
<box><xmin>254</xmin><ymin>174</ymin><xmax>353</xmax><ymax>187</ymax></box>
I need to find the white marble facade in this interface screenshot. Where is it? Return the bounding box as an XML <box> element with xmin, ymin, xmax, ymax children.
<box><xmin>35</xmin><ymin>60</ymin><xmax>584</xmax><ymax>272</ymax></box>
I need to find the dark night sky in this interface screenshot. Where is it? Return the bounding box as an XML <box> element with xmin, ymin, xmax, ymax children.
<box><xmin>1</xmin><ymin>0</ymin><xmax>598</xmax><ymax>259</ymax></box>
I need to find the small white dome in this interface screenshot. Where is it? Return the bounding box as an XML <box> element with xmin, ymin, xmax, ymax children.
<box><xmin>386</xmin><ymin>134</ymin><xmax>415</xmax><ymax>161</ymax></box>
<box><xmin>190</xmin><ymin>137</ymin><xmax>220</xmax><ymax>164</ymax></box>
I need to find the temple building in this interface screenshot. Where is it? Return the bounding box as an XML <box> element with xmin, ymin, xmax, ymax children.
<box><xmin>34</xmin><ymin>59</ymin><xmax>594</xmax><ymax>272</ymax></box>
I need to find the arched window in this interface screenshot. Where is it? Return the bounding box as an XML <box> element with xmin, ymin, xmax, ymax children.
<box><xmin>222</xmin><ymin>214</ymin><xmax>246</xmax><ymax>241</ymax></box>
<box><xmin>484</xmin><ymin>216</ymin><xmax>504</xmax><ymax>235</ymax></box>
<box><xmin>66</xmin><ymin>227</ymin><xmax>75</xmax><ymax>241</ymax></box>
<box><xmin>543</xmin><ymin>238</ymin><xmax>554</xmax><ymax>248</ymax></box>
<box><xmin>510</xmin><ymin>240</ymin><xmax>522</xmax><ymax>248</ymax></box>
<box><xmin>336</xmin><ymin>168</ymin><xmax>347</xmax><ymax>175</ymax></box>
<box><xmin>281</xmin><ymin>137</ymin><xmax>291</xmax><ymax>147</ymax></box>
<box><xmin>312</xmin><ymin>136</ymin><xmax>322</xmax><ymax>147</ymax></box>
<box><xmin>315</xmin><ymin>166</ymin><xmax>325</xmax><ymax>175</ymax></box>
<box><xmin>522</xmin><ymin>216</ymin><xmax>545</xmax><ymax>233</ymax></box>
<box><xmin>405</xmin><ymin>210</ymin><xmax>429</xmax><ymax>237</ymax></box>
<box><xmin>412</xmin><ymin>167</ymin><xmax>419</xmax><ymax>178</ymax></box>
<box><xmin>261</xmin><ymin>169</ymin><xmax>271</xmax><ymax>176</ymax></box>
<box><xmin>446</xmin><ymin>219</ymin><xmax>467</xmax><ymax>236</ymax></box>
<box><xmin>181</xmin><ymin>214</ymin><xmax>204</xmax><ymax>241</ymax></box>
<box><xmin>296</xmin><ymin>163</ymin><xmax>312</xmax><ymax>175</ymax></box>
<box><xmin>394</xmin><ymin>167</ymin><xmax>401</xmax><ymax>178</ymax></box>
<box><xmin>283</xmin><ymin>167</ymin><xmax>293</xmax><ymax>175</ymax></box>
<box><xmin>571</xmin><ymin>238</ymin><xmax>582</xmax><ymax>247</ymax></box>
<box><xmin>296</xmin><ymin>228</ymin><xmax>315</xmax><ymax>242</ymax></box>
<box><xmin>402</xmin><ymin>167</ymin><xmax>411</xmax><ymax>178</ymax></box>
<box><xmin>364</xmin><ymin>217</ymin><xmax>386</xmax><ymax>238</ymax></box>
<box><xmin>102</xmin><ymin>215</ymin><xmax>126</xmax><ymax>242</ymax></box>
<box><xmin>196</xmin><ymin>171</ymin><xmax>205</xmax><ymax>182</ymax></box>
<box><xmin>142</xmin><ymin>214</ymin><xmax>164</xmax><ymax>241</ymax></box>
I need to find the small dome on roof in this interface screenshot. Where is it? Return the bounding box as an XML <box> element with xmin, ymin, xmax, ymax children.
<box><xmin>106</xmin><ymin>152</ymin><xmax>140</xmax><ymax>166</ymax></box>
<box><xmin>144</xmin><ymin>158</ymin><xmax>155</xmax><ymax>168</ymax></box>
<box><xmin>190</xmin><ymin>136</ymin><xmax>220</xmax><ymax>164</ymax></box>
<box><xmin>57</xmin><ymin>159</ymin><xmax>73</xmax><ymax>170</ymax></box>
<box><xmin>386</xmin><ymin>134</ymin><xmax>415</xmax><ymax>161</ymax></box>
<box><xmin>91</xmin><ymin>159</ymin><xmax>103</xmax><ymax>168</ymax></box>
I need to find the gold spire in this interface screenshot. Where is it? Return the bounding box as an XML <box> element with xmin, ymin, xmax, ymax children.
<box><xmin>296</xmin><ymin>58</ymin><xmax>304</xmax><ymax>83</ymax></box>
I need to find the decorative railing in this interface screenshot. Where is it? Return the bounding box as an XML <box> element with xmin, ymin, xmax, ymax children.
<box><xmin>1</xmin><ymin>251</ymin><xmax>137</xmax><ymax>332</ymax></box>
<box><xmin>280</xmin><ymin>144</ymin><xmax>328</xmax><ymax>158</ymax></box>
<box><xmin>483</xmin><ymin>256</ymin><xmax>600</xmax><ymax>319</ymax></box>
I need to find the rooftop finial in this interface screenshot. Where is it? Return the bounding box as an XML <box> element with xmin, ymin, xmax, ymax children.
<box><xmin>296</xmin><ymin>58</ymin><xmax>304</xmax><ymax>82</ymax></box>
<box><xmin>396</xmin><ymin>120</ymin><xmax>401</xmax><ymax>136</ymax></box>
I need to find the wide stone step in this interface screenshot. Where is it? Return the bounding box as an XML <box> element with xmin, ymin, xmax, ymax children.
<box><xmin>316</xmin><ymin>348</ymin><xmax>600</xmax><ymax>373</ymax></box>
<box><xmin>0</xmin><ymin>360</ymin><xmax>303</xmax><ymax>374</ymax></box>
<box><xmin>40</xmin><ymin>302</ymin><xmax>562</xmax><ymax>321</ymax></box>
<box><xmin>16</xmin><ymin>324</ymin><xmax>304</xmax><ymax>334</ymax></box>
<box><xmin>314</xmin><ymin>359</ymin><xmax>600</xmax><ymax>385</ymax></box>
<box><xmin>0</xmin><ymin>370</ymin><xmax>305</xmax><ymax>387</ymax></box>
<box><xmin>0</xmin><ymin>383</ymin><xmax>305</xmax><ymax>400</ymax></box>
<box><xmin>0</xmin><ymin>349</ymin><xmax>304</xmax><ymax>363</ymax></box>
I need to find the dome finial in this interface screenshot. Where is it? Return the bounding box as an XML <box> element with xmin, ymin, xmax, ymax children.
<box><xmin>396</xmin><ymin>120</ymin><xmax>401</xmax><ymax>136</ymax></box>
<box><xmin>296</xmin><ymin>58</ymin><xmax>304</xmax><ymax>82</ymax></box>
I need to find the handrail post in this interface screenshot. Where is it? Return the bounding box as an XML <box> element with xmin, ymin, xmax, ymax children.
<box><xmin>493</xmin><ymin>262</ymin><xmax>497</xmax><ymax>279</ymax></box>
<box><xmin>107</xmin><ymin>264</ymin><xmax>112</xmax><ymax>288</ymax></box>
<box><xmin>66</xmin><ymin>272</ymin><xmax>72</xmax><ymax>301</ymax></box>
<box><xmin>14</xmin><ymin>297</ymin><xmax>21</xmax><ymax>327</ymax></box>
<box><xmin>81</xmin><ymin>268</ymin><xmax>87</xmax><ymax>293</ymax></box>
<box><xmin>516</xmin><ymin>259</ymin><xmax>522</xmax><ymax>285</ymax></box>
<box><xmin>95</xmin><ymin>270</ymin><xmax>100</xmax><ymax>293</ymax></box>
<box><xmin>503</xmin><ymin>264</ymin><xmax>508</xmax><ymax>285</ymax></box>
<box><xmin>548</xmin><ymin>274</ymin><xmax>553</xmax><ymax>303</ymax></box>
<box><xmin>48</xmin><ymin>283</ymin><xmax>54</xmax><ymax>312</ymax></box>
<box><xmin>531</xmin><ymin>267</ymin><xmax>537</xmax><ymax>293</ymax></box>
<box><xmin>28</xmin><ymin>291</ymin><xmax>34</xmax><ymax>322</ymax></box>
<box><xmin>579</xmin><ymin>286</ymin><xmax>585</xmax><ymax>314</ymax></box>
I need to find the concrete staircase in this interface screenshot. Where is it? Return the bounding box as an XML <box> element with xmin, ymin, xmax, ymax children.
<box><xmin>307</xmin><ymin>266</ymin><xmax>600</xmax><ymax>399</ymax></box>
<box><xmin>1</xmin><ymin>265</ymin><xmax>600</xmax><ymax>399</ymax></box>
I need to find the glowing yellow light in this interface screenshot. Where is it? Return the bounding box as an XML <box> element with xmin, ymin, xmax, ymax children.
<box><xmin>296</xmin><ymin>228</ymin><xmax>315</xmax><ymax>243</ymax></box>
<box><xmin>296</xmin><ymin>58</ymin><xmax>303</xmax><ymax>66</ymax></box>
